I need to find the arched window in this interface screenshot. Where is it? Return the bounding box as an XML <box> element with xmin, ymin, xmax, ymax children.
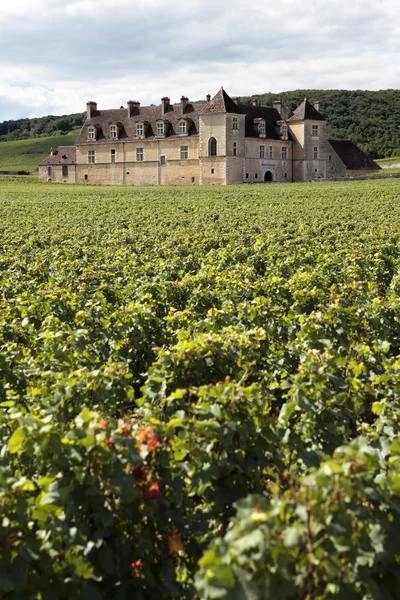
<box><xmin>209</xmin><ymin>137</ymin><xmax>217</xmax><ymax>156</ymax></box>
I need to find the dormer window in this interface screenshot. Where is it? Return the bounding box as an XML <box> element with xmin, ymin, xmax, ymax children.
<box><xmin>110</xmin><ymin>124</ymin><xmax>118</xmax><ymax>139</ymax></box>
<box><xmin>136</xmin><ymin>122</ymin><xmax>144</xmax><ymax>138</ymax></box>
<box><xmin>178</xmin><ymin>120</ymin><xmax>187</xmax><ymax>135</ymax></box>
<box><xmin>156</xmin><ymin>121</ymin><xmax>165</xmax><ymax>137</ymax></box>
<box><xmin>281</xmin><ymin>124</ymin><xmax>288</xmax><ymax>138</ymax></box>
<box><xmin>87</xmin><ymin>126</ymin><xmax>96</xmax><ymax>141</ymax></box>
<box><xmin>259</xmin><ymin>121</ymin><xmax>266</xmax><ymax>137</ymax></box>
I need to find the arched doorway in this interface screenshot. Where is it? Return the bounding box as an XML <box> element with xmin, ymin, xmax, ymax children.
<box><xmin>264</xmin><ymin>171</ymin><xmax>273</xmax><ymax>182</ymax></box>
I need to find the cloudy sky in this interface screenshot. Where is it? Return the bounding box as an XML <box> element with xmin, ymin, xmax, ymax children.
<box><xmin>0</xmin><ymin>0</ymin><xmax>399</xmax><ymax>120</ymax></box>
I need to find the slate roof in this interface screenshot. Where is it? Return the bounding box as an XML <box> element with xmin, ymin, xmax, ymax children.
<box><xmin>76</xmin><ymin>102</ymin><xmax>205</xmax><ymax>144</ymax></box>
<box><xmin>76</xmin><ymin>88</ymin><xmax>290</xmax><ymax>145</ymax></box>
<box><xmin>40</xmin><ymin>146</ymin><xmax>76</xmax><ymax>165</ymax></box>
<box><xmin>199</xmin><ymin>88</ymin><xmax>245</xmax><ymax>115</ymax></box>
<box><xmin>287</xmin><ymin>99</ymin><xmax>325</xmax><ymax>122</ymax></box>
<box><xmin>238</xmin><ymin>104</ymin><xmax>289</xmax><ymax>139</ymax></box>
<box><xmin>328</xmin><ymin>140</ymin><xmax>381</xmax><ymax>171</ymax></box>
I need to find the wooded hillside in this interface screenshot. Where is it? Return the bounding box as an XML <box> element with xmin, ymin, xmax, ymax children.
<box><xmin>1</xmin><ymin>89</ymin><xmax>399</xmax><ymax>158</ymax></box>
<box><xmin>0</xmin><ymin>113</ymin><xmax>84</xmax><ymax>143</ymax></box>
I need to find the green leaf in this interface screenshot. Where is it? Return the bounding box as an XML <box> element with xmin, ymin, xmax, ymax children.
<box><xmin>8</xmin><ymin>427</ymin><xmax>27</xmax><ymax>454</ymax></box>
<box><xmin>283</xmin><ymin>525</ymin><xmax>303</xmax><ymax>548</ymax></box>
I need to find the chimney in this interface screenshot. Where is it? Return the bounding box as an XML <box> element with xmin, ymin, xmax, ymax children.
<box><xmin>127</xmin><ymin>100</ymin><xmax>140</xmax><ymax>117</ymax></box>
<box><xmin>314</xmin><ymin>100</ymin><xmax>320</xmax><ymax>112</ymax></box>
<box><xmin>232</xmin><ymin>96</ymin><xmax>238</xmax><ymax>104</ymax></box>
<box><xmin>206</xmin><ymin>94</ymin><xmax>211</xmax><ymax>102</ymax></box>
<box><xmin>251</xmin><ymin>98</ymin><xmax>257</xmax><ymax>106</ymax></box>
<box><xmin>49</xmin><ymin>147</ymin><xmax>54</xmax><ymax>156</ymax></box>
<box><xmin>181</xmin><ymin>96</ymin><xmax>189</xmax><ymax>115</ymax></box>
<box><xmin>272</xmin><ymin>100</ymin><xmax>282</xmax><ymax>116</ymax></box>
<box><xmin>86</xmin><ymin>101</ymin><xmax>97</xmax><ymax>119</ymax></box>
<box><xmin>161</xmin><ymin>97</ymin><xmax>170</xmax><ymax>114</ymax></box>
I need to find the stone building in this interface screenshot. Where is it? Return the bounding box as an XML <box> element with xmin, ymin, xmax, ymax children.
<box><xmin>39</xmin><ymin>88</ymin><xmax>380</xmax><ymax>185</ymax></box>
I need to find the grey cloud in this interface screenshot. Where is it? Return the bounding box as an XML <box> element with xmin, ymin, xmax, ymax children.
<box><xmin>0</xmin><ymin>0</ymin><xmax>399</xmax><ymax>119</ymax></box>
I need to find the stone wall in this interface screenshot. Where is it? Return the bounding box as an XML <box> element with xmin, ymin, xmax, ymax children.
<box><xmin>39</xmin><ymin>164</ymin><xmax>77</xmax><ymax>183</ymax></box>
<box><xmin>326</xmin><ymin>142</ymin><xmax>347</xmax><ymax>178</ymax></box>
<box><xmin>290</xmin><ymin>120</ymin><xmax>330</xmax><ymax>181</ymax></box>
<box><xmin>75</xmin><ymin>138</ymin><xmax>200</xmax><ymax>185</ymax></box>
<box><xmin>244</xmin><ymin>139</ymin><xmax>293</xmax><ymax>183</ymax></box>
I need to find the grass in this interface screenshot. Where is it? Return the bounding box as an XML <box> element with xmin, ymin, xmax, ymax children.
<box><xmin>376</xmin><ymin>155</ymin><xmax>400</xmax><ymax>166</ymax></box>
<box><xmin>0</xmin><ymin>131</ymin><xmax>79</xmax><ymax>172</ymax></box>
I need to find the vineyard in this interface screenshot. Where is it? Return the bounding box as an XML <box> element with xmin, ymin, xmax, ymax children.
<box><xmin>1</xmin><ymin>176</ymin><xmax>400</xmax><ymax>599</ymax></box>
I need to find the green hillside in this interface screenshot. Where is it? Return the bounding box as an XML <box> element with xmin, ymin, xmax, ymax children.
<box><xmin>0</xmin><ymin>131</ymin><xmax>78</xmax><ymax>172</ymax></box>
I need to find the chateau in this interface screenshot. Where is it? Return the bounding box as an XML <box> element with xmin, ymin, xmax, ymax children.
<box><xmin>39</xmin><ymin>88</ymin><xmax>380</xmax><ymax>185</ymax></box>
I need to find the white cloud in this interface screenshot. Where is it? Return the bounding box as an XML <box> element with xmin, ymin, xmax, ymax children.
<box><xmin>0</xmin><ymin>0</ymin><xmax>399</xmax><ymax>119</ymax></box>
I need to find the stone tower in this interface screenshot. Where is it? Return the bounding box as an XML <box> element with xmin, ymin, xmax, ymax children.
<box><xmin>288</xmin><ymin>99</ymin><xmax>327</xmax><ymax>182</ymax></box>
<box><xmin>198</xmin><ymin>88</ymin><xmax>245</xmax><ymax>185</ymax></box>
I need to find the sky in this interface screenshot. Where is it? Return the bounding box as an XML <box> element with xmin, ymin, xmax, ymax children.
<box><xmin>0</xmin><ymin>0</ymin><xmax>399</xmax><ymax>120</ymax></box>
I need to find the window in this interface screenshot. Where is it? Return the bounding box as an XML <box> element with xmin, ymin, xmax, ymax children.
<box><xmin>259</xmin><ymin>121</ymin><xmax>266</xmax><ymax>137</ymax></box>
<box><xmin>160</xmin><ymin>155</ymin><xmax>166</xmax><ymax>166</ymax></box>
<box><xmin>269</xmin><ymin>146</ymin><xmax>273</xmax><ymax>159</ymax></box>
<box><xmin>255</xmin><ymin>174</ymin><xmax>258</xmax><ymax>179</ymax></box>
<box><xmin>84</xmin><ymin>174</ymin><xmax>88</xmax><ymax>181</ymax></box>
<box><xmin>233</xmin><ymin>142</ymin><xmax>237</xmax><ymax>156</ymax></box>
<box><xmin>156</xmin><ymin>121</ymin><xmax>165</xmax><ymax>136</ymax></box>
<box><xmin>180</xmin><ymin>145</ymin><xmax>189</xmax><ymax>160</ymax></box>
<box><xmin>329</xmin><ymin>155</ymin><xmax>332</xmax><ymax>161</ymax></box>
<box><xmin>312</xmin><ymin>125</ymin><xmax>319</xmax><ymax>136</ymax></box>
<box><xmin>47</xmin><ymin>166</ymin><xmax>52</xmax><ymax>177</ymax></box>
<box><xmin>209</xmin><ymin>137</ymin><xmax>217</xmax><ymax>156</ymax></box>
<box><xmin>314</xmin><ymin>146</ymin><xmax>318</xmax><ymax>160</ymax></box>
<box><xmin>246</xmin><ymin>173</ymin><xmax>249</xmax><ymax>179</ymax></box>
<box><xmin>211</xmin><ymin>169</ymin><xmax>214</xmax><ymax>174</ymax></box>
<box><xmin>136</xmin><ymin>147</ymin><xmax>144</xmax><ymax>161</ymax></box>
<box><xmin>62</xmin><ymin>165</ymin><xmax>68</xmax><ymax>177</ymax></box>
<box><xmin>282</xmin><ymin>146</ymin><xmax>287</xmax><ymax>160</ymax></box>
<box><xmin>87</xmin><ymin>126</ymin><xmax>96</xmax><ymax>141</ymax></box>
<box><xmin>281</xmin><ymin>124</ymin><xmax>288</xmax><ymax>138</ymax></box>
<box><xmin>88</xmin><ymin>150</ymin><xmax>95</xmax><ymax>164</ymax></box>
<box><xmin>232</xmin><ymin>117</ymin><xmax>239</xmax><ymax>130</ymax></box>
<box><xmin>136</xmin><ymin>122</ymin><xmax>144</xmax><ymax>138</ymax></box>
<box><xmin>111</xmin><ymin>149</ymin><xmax>116</xmax><ymax>163</ymax></box>
<box><xmin>260</xmin><ymin>145</ymin><xmax>265</xmax><ymax>159</ymax></box>
<box><xmin>284</xmin><ymin>173</ymin><xmax>287</xmax><ymax>178</ymax></box>
<box><xmin>178</xmin><ymin>120</ymin><xmax>187</xmax><ymax>135</ymax></box>
<box><xmin>110</xmin><ymin>124</ymin><xmax>117</xmax><ymax>139</ymax></box>
<box><xmin>191</xmin><ymin>177</ymin><xmax>195</xmax><ymax>183</ymax></box>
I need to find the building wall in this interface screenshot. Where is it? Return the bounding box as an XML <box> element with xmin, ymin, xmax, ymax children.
<box><xmin>326</xmin><ymin>143</ymin><xmax>347</xmax><ymax>178</ymax></box>
<box><xmin>290</xmin><ymin>120</ymin><xmax>329</xmax><ymax>182</ymax></box>
<box><xmin>199</xmin><ymin>114</ymin><xmax>227</xmax><ymax>184</ymax></box>
<box><xmin>75</xmin><ymin>138</ymin><xmax>200</xmax><ymax>185</ymax></box>
<box><xmin>39</xmin><ymin>164</ymin><xmax>77</xmax><ymax>183</ymax></box>
<box><xmin>225</xmin><ymin>113</ymin><xmax>246</xmax><ymax>184</ymax></box>
<box><xmin>244</xmin><ymin>138</ymin><xmax>293</xmax><ymax>183</ymax></box>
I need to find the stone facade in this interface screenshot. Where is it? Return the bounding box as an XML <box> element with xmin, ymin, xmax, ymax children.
<box><xmin>39</xmin><ymin>89</ymin><xmax>380</xmax><ymax>185</ymax></box>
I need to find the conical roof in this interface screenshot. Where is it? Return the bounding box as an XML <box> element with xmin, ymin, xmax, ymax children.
<box><xmin>199</xmin><ymin>88</ymin><xmax>244</xmax><ymax>114</ymax></box>
<box><xmin>288</xmin><ymin>98</ymin><xmax>325</xmax><ymax>122</ymax></box>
